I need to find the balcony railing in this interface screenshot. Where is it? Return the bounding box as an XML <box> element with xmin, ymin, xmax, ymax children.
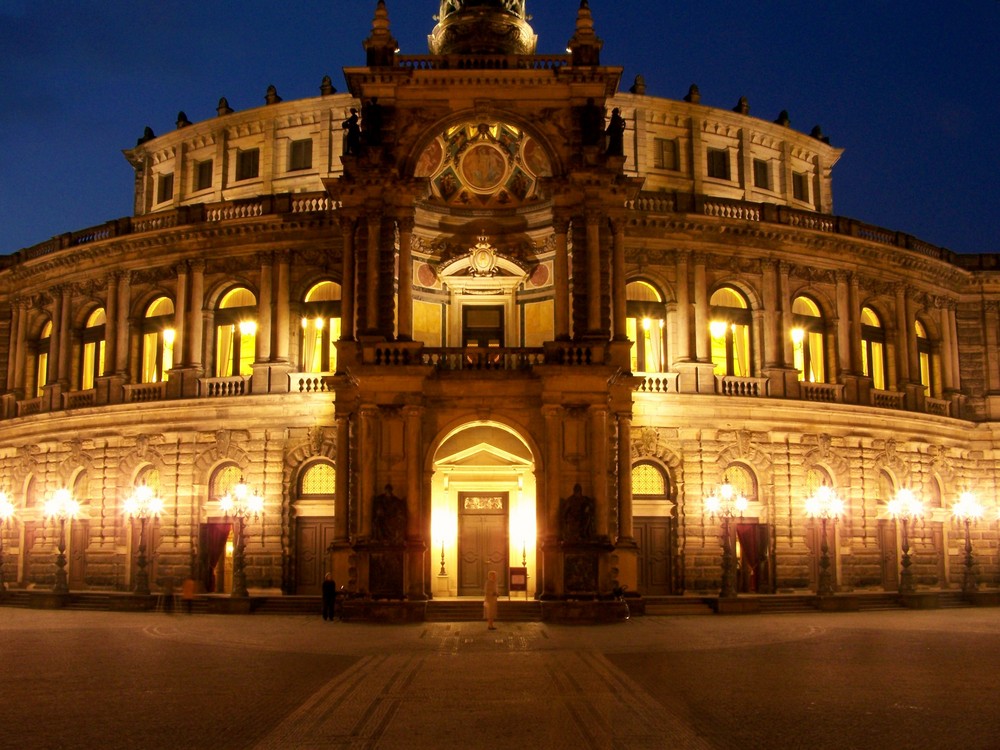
<box><xmin>63</xmin><ymin>389</ymin><xmax>96</xmax><ymax>410</ymax></box>
<box><xmin>289</xmin><ymin>373</ymin><xmax>336</xmax><ymax>393</ymax></box>
<box><xmin>124</xmin><ymin>382</ymin><xmax>167</xmax><ymax>403</ymax></box>
<box><xmin>637</xmin><ymin>373</ymin><xmax>680</xmax><ymax>394</ymax></box>
<box><xmin>800</xmin><ymin>382</ymin><xmax>844</xmax><ymax>403</ymax></box>
<box><xmin>422</xmin><ymin>348</ymin><xmax>545</xmax><ymax>371</ymax></box>
<box><xmin>872</xmin><ymin>389</ymin><xmax>906</xmax><ymax>410</ymax></box>
<box><xmin>199</xmin><ymin>376</ymin><xmax>247</xmax><ymax>398</ymax></box>
<box><xmin>926</xmin><ymin>397</ymin><xmax>951</xmax><ymax>417</ymax></box>
<box><xmin>718</xmin><ymin>376</ymin><xmax>769</xmax><ymax>398</ymax></box>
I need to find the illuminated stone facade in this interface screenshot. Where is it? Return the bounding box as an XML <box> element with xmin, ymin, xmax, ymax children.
<box><xmin>1</xmin><ymin>1</ymin><xmax>998</xmax><ymax>610</ymax></box>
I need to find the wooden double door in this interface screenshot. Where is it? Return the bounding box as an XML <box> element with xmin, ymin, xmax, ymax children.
<box><xmin>296</xmin><ymin>518</ymin><xmax>336</xmax><ymax>595</ymax></box>
<box><xmin>458</xmin><ymin>492</ymin><xmax>508</xmax><ymax>596</ymax></box>
<box><xmin>635</xmin><ymin>518</ymin><xmax>674</xmax><ymax>595</ymax></box>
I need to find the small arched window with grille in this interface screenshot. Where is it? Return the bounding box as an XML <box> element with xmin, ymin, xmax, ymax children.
<box><xmin>722</xmin><ymin>463</ymin><xmax>757</xmax><ymax>503</ymax></box>
<box><xmin>211</xmin><ymin>464</ymin><xmax>243</xmax><ymax>502</ymax></box>
<box><xmin>632</xmin><ymin>462</ymin><xmax>669</xmax><ymax>498</ymax></box>
<box><xmin>300</xmin><ymin>461</ymin><xmax>336</xmax><ymax>497</ymax></box>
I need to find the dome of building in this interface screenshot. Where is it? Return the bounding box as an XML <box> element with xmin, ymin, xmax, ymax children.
<box><xmin>429</xmin><ymin>0</ymin><xmax>536</xmax><ymax>55</ymax></box>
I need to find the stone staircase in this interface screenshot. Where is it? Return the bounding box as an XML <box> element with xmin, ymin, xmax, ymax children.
<box><xmin>424</xmin><ymin>598</ymin><xmax>542</xmax><ymax>622</ymax></box>
<box><xmin>643</xmin><ymin>597</ymin><xmax>715</xmax><ymax>616</ymax></box>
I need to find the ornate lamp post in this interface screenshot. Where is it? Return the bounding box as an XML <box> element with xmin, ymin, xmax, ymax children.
<box><xmin>219</xmin><ymin>478</ymin><xmax>263</xmax><ymax>598</ymax></box>
<box><xmin>44</xmin><ymin>489</ymin><xmax>80</xmax><ymax>595</ymax></box>
<box><xmin>952</xmin><ymin>491</ymin><xmax>983</xmax><ymax>595</ymax></box>
<box><xmin>123</xmin><ymin>484</ymin><xmax>164</xmax><ymax>596</ymax></box>
<box><xmin>705</xmin><ymin>483</ymin><xmax>748</xmax><ymax>598</ymax></box>
<box><xmin>0</xmin><ymin>492</ymin><xmax>15</xmax><ymax>594</ymax></box>
<box><xmin>887</xmin><ymin>488</ymin><xmax>924</xmax><ymax>594</ymax></box>
<box><xmin>804</xmin><ymin>485</ymin><xmax>844</xmax><ymax>596</ymax></box>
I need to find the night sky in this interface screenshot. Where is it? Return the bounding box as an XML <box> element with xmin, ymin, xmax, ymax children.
<box><xmin>1</xmin><ymin>0</ymin><xmax>997</xmax><ymax>256</ymax></box>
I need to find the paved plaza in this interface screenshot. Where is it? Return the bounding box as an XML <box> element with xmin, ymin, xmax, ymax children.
<box><xmin>1</xmin><ymin>606</ymin><xmax>998</xmax><ymax>749</ymax></box>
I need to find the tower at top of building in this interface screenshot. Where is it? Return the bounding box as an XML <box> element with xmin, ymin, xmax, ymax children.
<box><xmin>428</xmin><ymin>0</ymin><xmax>537</xmax><ymax>55</ymax></box>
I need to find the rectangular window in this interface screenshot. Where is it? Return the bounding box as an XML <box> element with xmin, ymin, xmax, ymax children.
<box><xmin>706</xmin><ymin>148</ymin><xmax>730</xmax><ymax>180</ymax></box>
<box><xmin>792</xmin><ymin>171</ymin><xmax>810</xmax><ymax>201</ymax></box>
<box><xmin>753</xmin><ymin>159</ymin><xmax>770</xmax><ymax>190</ymax></box>
<box><xmin>288</xmin><ymin>139</ymin><xmax>313</xmax><ymax>171</ymax></box>
<box><xmin>653</xmin><ymin>138</ymin><xmax>678</xmax><ymax>171</ymax></box>
<box><xmin>157</xmin><ymin>173</ymin><xmax>174</xmax><ymax>203</ymax></box>
<box><xmin>195</xmin><ymin>160</ymin><xmax>213</xmax><ymax>191</ymax></box>
<box><xmin>236</xmin><ymin>148</ymin><xmax>260</xmax><ymax>181</ymax></box>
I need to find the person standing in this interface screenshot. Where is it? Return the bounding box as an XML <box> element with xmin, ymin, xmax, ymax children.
<box><xmin>483</xmin><ymin>570</ymin><xmax>498</xmax><ymax>630</ymax></box>
<box><xmin>181</xmin><ymin>575</ymin><xmax>196</xmax><ymax>614</ymax></box>
<box><xmin>322</xmin><ymin>573</ymin><xmax>337</xmax><ymax>621</ymax></box>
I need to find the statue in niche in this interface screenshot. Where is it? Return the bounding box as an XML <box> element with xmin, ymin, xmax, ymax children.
<box><xmin>342</xmin><ymin>108</ymin><xmax>361</xmax><ymax>156</ymax></box>
<box><xmin>560</xmin><ymin>484</ymin><xmax>596</xmax><ymax>543</ymax></box>
<box><xmin>605</xmin><ymin>108</ymin><xmax>626</xmax><ymax>157</ymax></box>
<box><xmin>371</xmin><ymin>484</ymin><xmax>406</xmax><ymax>545</ymax></box>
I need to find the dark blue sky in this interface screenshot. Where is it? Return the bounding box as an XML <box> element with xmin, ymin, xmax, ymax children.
<box><xmin>1</xmin><ymin>1</ymin><xmax>997</xmax><ymax>255</ymax></box>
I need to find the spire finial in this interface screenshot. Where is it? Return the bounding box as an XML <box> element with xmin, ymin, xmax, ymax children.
<box><xmin>568</xmin><ymin>0</ymin><xmax>603</xmax><ymax>66</ymax></box>
<box><xmin>365</xmin><ymin>0</ymin><xmax>398</xmax><ymax>66</ymax></box>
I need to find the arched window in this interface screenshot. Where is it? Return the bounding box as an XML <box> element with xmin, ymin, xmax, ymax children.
<box><xmin>81</xmin><ymin>308</ymin><xmax>106</xmax><ymax>390</ymax></box>
<box><xmin>805</xmin><ymin>467</ymin><xmax>832</xmax><ymax>496</ymax></box>
<box><xmin>141</xmin><ymin>297</ymin><xmax>175</xmax><ymax>384</ymax></box>
<box><xmin>791</xmin><ymin>296</ymin><xmax>825</xmax><ymax>383</ymax></box>
<box><xmin>215</xmin><ymin>288</ymin><xmax>257</xmax><ymax>378</ymax></box>
<box><xmin>34</xmin><ymin>320</ymin><xmax>52</xmax><ymax>398</ymax></box>
<box><xmin>626</xmin><ymin>281</ymin><xmax>666</xmax><ymax>373</ymax></box>
<box><xmin>136</xmin><ymin>466</ymin><xmax>161</xmax><ymax>494</ymax></box>
<box><xmin>878</xmin><ymin>470</ymin><xmax>895</xmax><ymax>507</ymax></box>
<box><xmin>709</xmin><ymin>287</ymin><xmax>751</xmax><ymax>377</ymax></box>
<box><xmin>861</xmin><ymin>307</ymin><xmax>886</xmax><ymax>390</ymax></box>
<box><xmin>300</xmin><ymin>282</ymin><xmax>342</xmax><ymax>374</ymax></box>
<box><xmin>915</xmin><ymin>319</ymin><xmax>932</xmax><ymax>396</ymax></box>
<box><xmin>211</xmin><ymin>464</ymin><xmax>243</xmax><ymax>500</ymax></box>
<box><xmin>301</xmin><ymin>461</ymin><xmax>336</xmax><ymax>497</ymax></box>
<box><xmin>722</xmin><ymin>463</ymin><xmax>757</xmax><ymax>502</ymax></box>
<box><xmin>632</xmin><ymin>462</ymin><xmax>668</xmax><ymax>497</ymax></box>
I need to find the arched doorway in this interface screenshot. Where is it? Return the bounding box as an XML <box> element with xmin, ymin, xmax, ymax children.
<box><xmin>430</xmin><ymin>421</ymin><xmax>537</xmax><ymax>599</ymax></box>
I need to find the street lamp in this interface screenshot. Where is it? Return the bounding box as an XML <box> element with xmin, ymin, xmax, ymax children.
<box><xmin>123</xmin><ymin>484</ymin><xmax>164</xmax><ymax>596</ymax></box>
<box><xmin>219</xmin><ymin>478</ymin><xmax>263</xmax><ymax>598</ymax></box>
<box><xmin>44</xmin><ymin>489</ymin><xmax>79</xmax><ymax>595</ymax></box>
<box><xmin>705</xmin><ymin>483</ymin><xmax>748</xmax><ymax>598</ymax></box>
<box><xmin>952</xmin><ymin>491</ymin><xmax>984</xmax><ymax>595</ymax></box>
<box><xmin>887</xmin><ymin>488</ymin><xmax>924</xmax><ymax>594</ymax></box>
<box><xmin>804</xmin><ymin>485</ymin><xmax>844</xmax><ymax>596</ymax></box>
<box><xmin>0</xmin><ymin>492</ymin><xmax>15</xmax><ymax>594</ymax></box>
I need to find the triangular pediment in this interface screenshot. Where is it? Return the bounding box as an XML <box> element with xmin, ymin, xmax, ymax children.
<box><xmin>435</xmin><ymin>441</ymin><xmax>533</xmax><ymax>469</ymax></box>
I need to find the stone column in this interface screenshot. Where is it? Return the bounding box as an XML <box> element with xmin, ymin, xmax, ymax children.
<box><xmin>761</xmin><ymin>260</ymin><xmax>779</xmax><ymax>368</ymax></box>
<box><xmin>173</xmin><ymin>263</ymin><xmax>188</xmax><ymax>368</ymax></box>
<box><xmin>905</xmin><ymin>292</ymin><xmax>920</xmax><ymax>385</ymax></box>
<box><xmin>586</xmin><ymin>210</ymin><xmax>603</xmax><ymax>334</ymax></box>
<box><xmin>275</xmin><ymin>252</ymin><xmax>291</xmax><ymax>362</ymax></box>
<box><xmin>57</xmin><ymin>285</ymin><xmax>72</xmax><ymax>384</ymax></box>
<box><xmin>10</xmin><ymin>300</ymin><xmax>26</xmax><ymax>396</ymax></box>
<box><xmin>674</xmin><ymin>252</ymin><xmax>691</xmax><ymax>363</ymax></box>
<box><xmin>947</xmin><ymin>303</ymin><xmax>961</xmax><ymax>391</ymax></box>
<box><xmin>553</xmin><ymin>216</ymin><xmax>571</xmax><ymax>340</ymax></box>
<box><xmin>778</xmin><ymin>262</ymin><xmax>793</xmax><ymax>368</ymax></box>
<box><xmin>104</xmin><ymin>273</ymin><xmax>119</xmax><ymax>376</ymax></box>
<box><xmin>835</xmin><ymin>271</ymin><xmax>851</xmax><ymax>379</ymax></box>
<box><xmin>115</xmin><ymin>272</ymin><xmax>130</xmax><ymax>377</ymax></box>
<box><xmin>340</xmin><ymin>215</ymin><xmax>356</xmax><ymax>341</ymax></box>
<box><xmin>358</xmin><ymin>405</ymin><xmax>378</xmax><ymax>539</ymax></box>
<box><xmin>590</xmin><ymin>406</ymin><xmax>609</xmax><ymax>538</ymax></box>
<box><xmin>541</xmin><ymin>404</ymin><xmax>562</xmax><ymax>598</ymax></box>
<box><xmin>397</xmin><ymin>216</ymin><xmax>414</xmax><ymax>341</ymax></box>
<box><xmin>848</xmin><ymin>273</ymin><xmax>862</xmax><ymax>373</ymax></box>
<box><xmin>47</xmin><ymin>290</ymin><xmax>62</xmax><ymax>386</ymax></box>
<box><xmin>611</xmin><ymin>217</ymin><xmax>628</xmax><ymax>341</ymax></box>
<box><xmin>894</xmin><ymin>283</ymin><xmax>911</xmax><ymax>385</ymax></box>
<box><xmin>188</xmin><ymin>260</ymin><xmax>205</xmax><ymax>370</ymax></box>
<box><xmin>256</xmin><ymin>253</ymin><xmax>273</xmax><ymax>363</ymax></box>
<box><xmin>616</xmin><ymin>413</ymin><xmax>634</xmax><ymax>544</ymax></box>
<box><xmin>334</xmin><ymin>414</ymin><xmax>351</xmax><ymax>543</ymax></box>
<box><xmin>366</xmin><ymin>213</ymin><xmax>381</xmax><ymax>333</ymax></box>
<box><xmin>693</xmin><ymin>254</ymin><xmax>709</xmax><ymax>362</ymax></box>
<box><xmin>939</xmin><ymin>301</ymin><xmax>955</xmax><ymax>393</ymax></box>
<box><xmin>404</xmin><ymin>405</ymin><xmax>426</xmax><ymax>599</ymax></box>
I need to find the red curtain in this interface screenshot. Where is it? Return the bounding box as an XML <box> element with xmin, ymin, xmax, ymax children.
<box><xmin>203</xmin><ymin>523</ymin><xmax>232</xmax><ymax>592</ymax></box>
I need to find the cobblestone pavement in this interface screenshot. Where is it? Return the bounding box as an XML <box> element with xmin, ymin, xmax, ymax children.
<box><xmin>1</xmin><ymin>608</ymin><xmax>998</xmax><ymax>749</ymax></box>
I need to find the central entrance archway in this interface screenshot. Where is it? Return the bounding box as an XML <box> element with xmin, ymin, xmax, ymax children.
<box><xmin>431</xmin><ymin>421</ymin><xmax>537</xmax><ymax>599</ymax></box>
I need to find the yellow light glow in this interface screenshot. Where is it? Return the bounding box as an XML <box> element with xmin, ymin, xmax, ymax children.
<box><xmin>709</xmin><ymin>320</ymin><xmax>727</xmax><ymax>339</ymax></box>
<box><xmin>163</xmin><ymin>328</ymin><xmax>176</xmax><ymax>345</ymax></box>
<box><xmin>791</xmin><ymin>327</ymin><xmax>805</xmax><ymax>345</ymax></box>
<box><xmin>238</xmin><ymin>320</ymin><xmax>257</xmax><ymax>336</ymax></box>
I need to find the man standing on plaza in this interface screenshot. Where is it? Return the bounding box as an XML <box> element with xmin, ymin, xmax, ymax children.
<box><xmin>322</xmin><ymin>573</ymin><xmax>337</xmax><ymax>621</ymax></box>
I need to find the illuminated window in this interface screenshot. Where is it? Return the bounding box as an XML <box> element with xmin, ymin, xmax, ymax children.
<box><xmin>301</xmin><ymin>462</ymin><xmax>336</xmax><ymax>496</ymax></box>
<box><xmin>81</xmin><ymin>308</ymin><xmax>107</xmax><ymax>390</ymax></box>
<box><xmin>791</xmin><ymin>296</ymin><xmax>825</xmax><ymax>383</ymax></box>
<box><xmin>861</xmin><ymin>307</ymin><xmax>886</xmax><ymax>390</ymax></box>
<box><xmin>722</xmin><ymin>464</ymin><xmax>757</xmax><ymax>502</ymax></box>
<box><xmin>141</xmin><ymin>297</ymin><xmax>175</xmax><ymax>384</ymax></box>
<box><xmin>915</xmin><ymin>319</ymin><xmax>932</xmax><ymax>396</ymax></box>
<box><xmin>35</xmin><ymin>320</ymin><xmax>52</xmax><ymax>398</ymax></box>
<box><xmin>215</xmin><ymin>288</ymin><xmax>257</xmax><ymax>378</ymax></box>
<box><xmin>300</xmin><ymin>281</ymin><xmax>342</xmax><ymax>373</ymax></box>
<box><xmin>626</xmin><ymin>281</ymin><xmax>665</xmax><ymax>373</ymax></box>
<box><xmin>632</xmin><ymin>463</ymin><xmax>668</xmax><ymax>497</ymax></box>
<box><xmin>212</xmin><ymin>465</ymin><xmax>243</xmax><ymax>500</ymax></box>
<box><xmin>709</xmin><ymin>287</ymin><xmax>751</xmax><ymax>377</ymax></box>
